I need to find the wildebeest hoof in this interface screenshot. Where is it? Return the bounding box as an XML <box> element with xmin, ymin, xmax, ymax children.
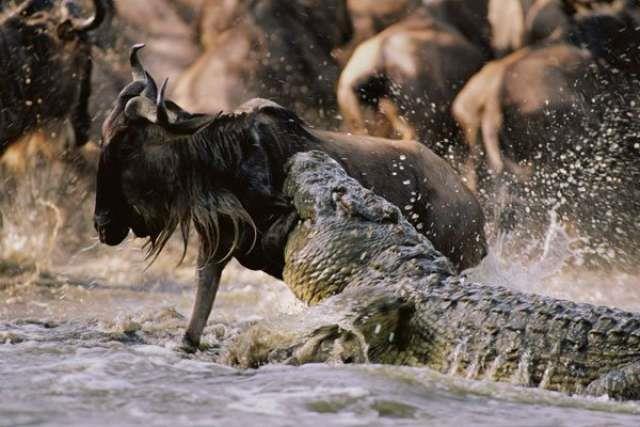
<box><xmin>179</xmin><ymin>334</ymin><xmax>199</xmax><ymax>353</ymax></box>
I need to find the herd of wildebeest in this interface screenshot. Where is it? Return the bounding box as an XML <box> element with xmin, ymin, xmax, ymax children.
<box><xmin>1</xmin><ymin>0</ymin><xmax>640</xmax><ymax>273</ymax></box>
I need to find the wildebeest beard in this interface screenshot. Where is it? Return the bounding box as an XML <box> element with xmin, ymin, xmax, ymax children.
<box><xmin>111</xmin><ymin>116</ymin><xmax>258</xmax><ymax>266</ymax></box>
<box><xmin>96</xmin><ymin>44</ymin><xmax>260</xmax><ymax>265</ymax></box>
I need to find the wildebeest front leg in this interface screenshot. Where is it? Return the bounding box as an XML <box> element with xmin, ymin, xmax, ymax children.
<box><xmin>182</xmin><ymin>245</ymin><xmax>226</xmax><ymax>352</ymax></box>
<box><xmin>337</xmin><ymin>37</ymin><xmax>382</xmax><ymax>135</ymax></box>
<box><xmin>481</xmin><ymin>106</ymin><xmax>505</xmax><ymax>176</ymax></box>
<box><xmin>378</xmin><ymin>98</ymin><xmax>415</xmax><ymax>141</ymax></box>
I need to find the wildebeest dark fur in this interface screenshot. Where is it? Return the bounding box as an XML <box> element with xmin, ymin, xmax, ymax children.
<box><xmin>0</xmin><ymin>0</ymin><xmax>108</xmax><ymax>156</ymax></box>
<box><xmin>94</xmin><ymin>46</ymin><xmax>487</xmax><ymax>350</ymax></box>
<box><xmin>173</xmin><ymin>0</ymin><xmax>353</xmax><ymax>127</ymax></box>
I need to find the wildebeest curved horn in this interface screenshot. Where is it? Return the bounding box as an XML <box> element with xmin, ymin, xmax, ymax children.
<box><xmin>129</xmin><ymin>44</ymin><xmax>159</xmax><ymax>101</ymax></box>
<box><xmin>156</xmin><ymin>78</ymin><xmax>170</xmax><ymax>124</ymax></box>
<box><xmin>65</xmin><ymin>0</ymin><xmax>108</xmax><ymax>33</ymax></box>
<box><xmin>130</xmin><ymin>44</ymin><xmax>147</xmax><ymax>81</ymax></box>
<box><xmin>142</xmin><ymin>71</ymin><xmax>159</xmax><ymax>100</ymax></box>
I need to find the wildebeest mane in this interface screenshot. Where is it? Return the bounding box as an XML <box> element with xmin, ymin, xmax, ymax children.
<box><xmin>142</xmin><ymin>111</ymin><xmax>260</xmax><ymax>266</ymax></box>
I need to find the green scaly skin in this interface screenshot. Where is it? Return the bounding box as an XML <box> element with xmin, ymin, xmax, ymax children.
<box><xmin>224</xmin><ymin>150</ymin><xmax>640</xmax><ymax>400</ymax></box>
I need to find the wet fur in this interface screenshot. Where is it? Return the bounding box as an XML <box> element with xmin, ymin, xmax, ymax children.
<box><xmin>105</xmin><ymin>113</ymin><xmax>260</xmax><ymax>265</ymax></box>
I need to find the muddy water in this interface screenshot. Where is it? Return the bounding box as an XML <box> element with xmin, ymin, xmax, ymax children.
<box><xmin>2</xmin><ymin>171</ymin><xmax>640</xmax><ymax>426</ymax></box>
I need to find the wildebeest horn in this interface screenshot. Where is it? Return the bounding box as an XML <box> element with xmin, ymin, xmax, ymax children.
<box><xmin>155</xmin><ymin>78</ymin><xmax>214</xmax><ymax>132</ymax></box>
<box><xmin>129</xmin><ymin>44</ymin><xmax>158</xmax><ymax>99</ymax></box>
<box><xmin>123</xmin><ymin>50</ymin><xmax>213</xmax><ymax>132</ymax></box>
<box><xmin>156</xmin><ymin>78</ymin><xmax>170</xmax><ymax>124</ymax></box>
<box><xmin>65</xmin><ymin>0</ymin><xmax>108</xmax><ymax>33</ymax></box>
<box><xmin>123</xmin><ymin>76</ymin><xmax>165</xmax><ymax>124</ymax></box>
<box><xmin>142</xmin><ymin>72</ymin><xmax>159</xmax><ymax>100</ymax></box>
<box><xmin>130</xmin><ymin>44</ymin><xmax>147</xmax><ymax>81</ymax></box>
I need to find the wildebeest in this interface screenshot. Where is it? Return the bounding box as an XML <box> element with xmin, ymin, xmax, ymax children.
<box><xmin>486</xmin><ymin>0</ymin><xmax>574</xmax><ymax>57</ymax></box>
<box><xmin>452</xmin><ymin>1</ymin><xmax>640</xmax><ymax>190</ymax></box>
<box><xmin>172</xmin><ymin>0</ymin><xmax>353</xmax><ymax>127</ymax></box>
<box><xmin>94</xmin><ymin>46</ymin><xmax>487</xmax><ymax>349</ymax></box>
<box><xmin>335</xmin><ymin>0</ymin><xmax>583</xmax><ymax>153</ymax></box>
<box><xmin>332</xmin><ymin>0</ymin><xmax>422</xmax><ymax>65</ymax></box>
<box><xmin>337</xmin><ymin>1</ymin><xmax>488</xmax><ymax>155</ymax></box>
<box><xmin>452</xmin><ymin>1</ymin><xmax>640</xmax><ymax>267</ymax></box>
<box><xmin>0</xmin><ymin>0</ymin><xmax>108</xmax><ymax>160</ymax></box>
<box><xmin>486</xmin><ymin>0</ymin><xmax>626</xmax><ymax>57</ymax></box>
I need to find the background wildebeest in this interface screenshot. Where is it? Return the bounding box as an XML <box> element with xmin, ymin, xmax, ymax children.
<box><xmin>332</xmin><ymin>0</ymin><xmax>422</xmax><ymax>65</ymax></box>
<box><xmin>172</xmin><ymin>0</ymin><xmax>353</xmax><ymax>127</ymax></box>
<box><xmin>335</xmin><ymin>0</ymin><xmax>612</xmax><ymax>158</ymax></box>
<box><xmin>453</xmin><ymin>1</ymin><xmax>640</xmax><ymax>187</ymax></box>
<box><xmin>3</xmin><ymin>0</ymin><xmax>636</xmax><ymax>272</ymax></box>
<box><xmin>452</xmin><ymin>0</ymin><xmax>640</xmax><ymax>267</ymax></box>
<box><xmin>337</xmin><ymin>1</ymin><xmax>490</xmax><ymax>157</ymax></box>
<box><xmin>0</xmin><ymin>0</ymin><xmax>107</xmax><ymax>166</ymax></box>
<box><xmin>94</xmin><ymin>47</ymin><xmax>487</xmax><ymax>349</ymax></box>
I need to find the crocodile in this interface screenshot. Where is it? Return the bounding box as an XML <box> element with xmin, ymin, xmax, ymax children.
<box><xmin>224</xmin><ymin>150</ymin><xmax>640</xmax><ymax>400</ymax></box>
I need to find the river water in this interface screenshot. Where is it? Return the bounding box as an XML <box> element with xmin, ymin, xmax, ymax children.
<box><xmin>1</xmin><ymin>166</ymin><xmax>640</xmax><ymax>426</ymax></box>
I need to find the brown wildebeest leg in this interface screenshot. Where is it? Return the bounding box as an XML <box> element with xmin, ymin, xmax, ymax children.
<box><xmin>480</xmin><ymin>100</ymin><xmax>533</xmax><ymax>182</ymax></box>
<box><xmin>182</xmin><ymin>243</ymin><xmax>226</xmax><ymax>352</ymax></box>
<box><xmin>504</xmin><ymin>158</ymin><xmax>534</xmax><ymax>183</ymax></box>
<box><xmin>481</xmin><ymin>101</ymin><xmax>505</xmax><ymax>176</ymax></box>
<box><xmin>462</xmin><ymin>123</ymin><xmax>481</xmax><ymax>193</ymax></box>
<box><xmin>378</xmin><ymin>98</ymin><xmax>415</xmax><ymax>140</ymax></box>
<box><xmin>370</xmin><ymin>109</ymin><xmax>394</xmax><ymax>137</ymax></box>
<box><xmin>337</xmin><ymin>37</ymin><xmax>383</xmax><ymax>135</ymax></box>
<box><xmin>452</xmin><ymin>94</ymin><xmax>482</xmax><ymax>193</ymax></box>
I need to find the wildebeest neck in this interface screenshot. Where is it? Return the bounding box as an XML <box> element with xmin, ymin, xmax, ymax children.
<box><xmin>148</xmin><ymin>107</ymin><xmax>313</xmax><ymax>268</ymax></box>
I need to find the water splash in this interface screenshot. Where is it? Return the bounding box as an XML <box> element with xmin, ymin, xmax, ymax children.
<box><xmin>466</xmin><ymin>206</ymin><xmax>640</xmax><ymax>311</ymax></box>
<box><xmin>466</xmin><ymin>207</ymin><xmax>575</xmax><ymax>292</ymax></box>
<box><xmin>447</xmin><ymin>338</ymin><xmax>468</xmax><ymax>376</ymax></box>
